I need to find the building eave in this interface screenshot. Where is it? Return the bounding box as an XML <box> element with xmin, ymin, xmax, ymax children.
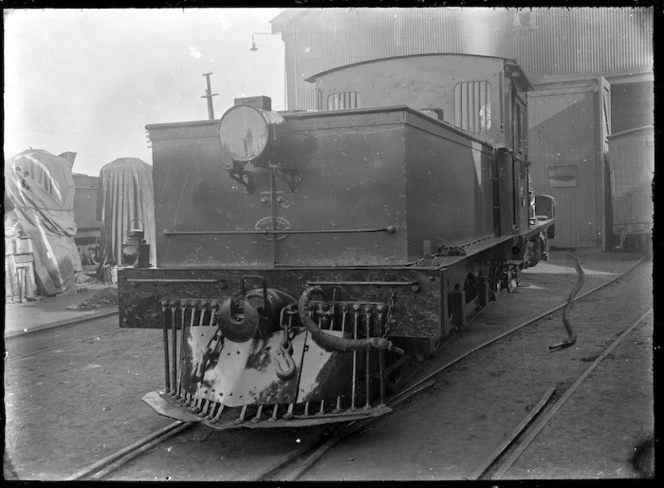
<box><xmin>529</xmin><ymin>70</ymin><xmax>653</xmax><ymax>87</ymax></box>
<box><xmin>270</xmin><ymin>8</ymin><xmax>308</xmax><ymax>33</ymax></box>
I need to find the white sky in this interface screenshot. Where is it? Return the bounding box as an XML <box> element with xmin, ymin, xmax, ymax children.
<box><xmin>4</xmin><ymin>8</ymin><xmax>285</xmax><ymax>176</ymax></box>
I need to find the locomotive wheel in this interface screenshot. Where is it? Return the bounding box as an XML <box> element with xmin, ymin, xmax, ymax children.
<box><xmin>501</xmin><ymin>257</ymin><xmax>516</xmax><ymax>293</ymax></box>
<box><xmin>488</xmin><ymin>263</ymin><xmax>503</xmax><ymax>300</ymax></box>
<box><xmin>427</xmin><ymin>336</ymin><xmax>443</xmax><ymax>355</ymax></box>
<box><xmin>384</xmin><ymin>355</ymin><xmax>414</xmax><ymax>394</ymax></box>
<box><xmin>505</xmin><ymin>268</ymin><xmax>515</xmax><ymax>293</ymax></box>
<box><xmin>463</xmin><ymin>273</ymin><xmax>478</xmax><ymax>303</ymax></box>
<box><xmin>86</xmin><ymin>237</ymin><xmax>100</xmax><ymax>266</ymax></box>
<box><xmin>89</xmin><ymin>248</ymin><xmax>99</xmax><ymax>266</ymax></box>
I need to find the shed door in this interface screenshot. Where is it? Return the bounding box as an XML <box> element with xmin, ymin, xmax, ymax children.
<box><xmin>528</xmin><ymin>86</ymin><xmax>602</xmax><ymax>248</ymax></box>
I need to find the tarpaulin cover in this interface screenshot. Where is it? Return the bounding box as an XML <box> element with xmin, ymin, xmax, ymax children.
<box><xmin>97</xmin><ymin>157</ymin><xmax>156</xmax><ymax>268</ymax></box>
<box><xmin>4</xmin><ymin>149</ymin><xmax>82</xmax><ymax>295</ymax></box>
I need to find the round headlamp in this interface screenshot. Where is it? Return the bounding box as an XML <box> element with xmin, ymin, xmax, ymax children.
<box><xmin>217</xmin><ymin>105</ymin><xmax>285</xmax><ymax>164</ymax></box>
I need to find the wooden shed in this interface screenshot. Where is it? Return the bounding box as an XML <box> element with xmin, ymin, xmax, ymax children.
<box><xmin>527</xmin><ymin>76</ymin><xmax>611</xmax><ymax>249</ymax></box>
<box><xmin>607</xmin><ymin>125</ymin><xmax>654</xmax><ymax>252</ymax></box>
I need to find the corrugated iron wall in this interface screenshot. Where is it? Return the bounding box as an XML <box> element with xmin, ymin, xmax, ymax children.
<box><xmin>274</xmin><ymin>8</ymin><xmax>653</xmax><ymax>110</ymax></box>
<box><xmin>508</xmin><ymin>8</ymin><xmax>653</xmax><ymax>75</ymax></box>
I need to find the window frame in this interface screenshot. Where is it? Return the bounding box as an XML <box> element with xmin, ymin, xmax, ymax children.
<box><xmin>453</xmin><ymin>80</ymin><xmax>492</xmax><ymax>135</ymax></box>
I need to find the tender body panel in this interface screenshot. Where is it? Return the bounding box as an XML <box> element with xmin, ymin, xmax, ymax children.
<box><xmin>404</xmin><ymin>113</ymin><xmax>496</xmax><ymax>257</ymax></box>
<box><xmin>149</xmin><ymin>111</ymin><xmax>409</xmax><ymax>268</ymax></box>
<box><xmin>148</xmin><ymin>107</ymin><xmax>530</xmax><ymax>269</ymax></box>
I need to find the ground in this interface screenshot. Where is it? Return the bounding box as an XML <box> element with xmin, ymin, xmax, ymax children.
<box><xmin>3</xmin><ymin>248</ymin><xmax>654</xmax><ymax>480</ymax></box>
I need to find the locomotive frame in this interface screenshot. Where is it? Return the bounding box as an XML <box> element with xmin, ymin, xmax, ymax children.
<box><xmin>118</xmin><ymin>54</ymin><xmax>555</xmax><ymax>429</ymax></box>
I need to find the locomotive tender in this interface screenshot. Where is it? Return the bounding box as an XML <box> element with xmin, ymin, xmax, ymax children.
<box><xmin>119</xmin><ymin>54</ymin><xmax>555</xmax><ymax>429</ymax></box>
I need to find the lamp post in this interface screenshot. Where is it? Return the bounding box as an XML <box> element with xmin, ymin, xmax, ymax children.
<box><xmin>250</xmin><ymin>32</ymin><xmax>280</xmax><ymax>52</ymax></box>
<box><xmin>249</xmin><ymin>31</ymin><xmax>286</xmax><ymax>110</ymax></box>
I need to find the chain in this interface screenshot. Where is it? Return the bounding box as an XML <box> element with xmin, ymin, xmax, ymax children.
<box><xmin>280</xmin><ymin>305</ymin><xmax>296</xmax><ymax>349</ymax></box>
<box><xmin>382</xmin><ymin>288</ymin><xmax>398</xmax><ymax>337</ymax></box>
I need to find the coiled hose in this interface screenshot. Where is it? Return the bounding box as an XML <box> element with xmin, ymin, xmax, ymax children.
<box><xmin>298</xmin><ymin>286</ymin><xmax>404</xmax><ymax>354</ymax></box>
<box><xmin>550</xmin><ymin>252</ymin><xmax>584</xmax><ymax>351</ymax></box>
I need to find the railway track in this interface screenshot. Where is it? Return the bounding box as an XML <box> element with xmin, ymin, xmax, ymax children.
<box><xmin>469</xmin><ymin>308</ymin><xmax>653</xmax><ymax>480</ymax></box>
<box><xmin>5</xmin><ymin>309</ymin><xmax>118</xmax><ymax>340</ymax></box>
<box><xmin>63</xmin><ymin>257</ymin><xmax>646</xmax><ymax>481</ymax></box>
<box><xmin>65</xmin><ymin>421</ymin><xmax>194</xmax><ymax>481</ymax></box>
<box><xmin>5</xmin><ymin>312</ymin><xmax>121</xmax><ymax>363</ymax></box>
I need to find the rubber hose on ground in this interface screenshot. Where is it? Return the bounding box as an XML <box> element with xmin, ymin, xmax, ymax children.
<box><xmin>550</xmin><ymin>252</ymin><xmax>584</xmax><ymax>350</ymax></box>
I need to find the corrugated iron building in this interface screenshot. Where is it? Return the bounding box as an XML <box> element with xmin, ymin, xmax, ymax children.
<box><xmin>270</xmin><ymin>7</ymin><xmax>653</xmax><ymax>249</ymax></box>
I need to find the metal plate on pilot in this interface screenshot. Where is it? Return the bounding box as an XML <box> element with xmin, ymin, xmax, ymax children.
<box><xmin>296</xmin><ymin>329</ymin><xmax>355</xmax><ymax>404</ymax></box>
<box><xmin>180</xmin><ymin>326</ymin><xmax>306</xmax><ymax>407</ymax></box>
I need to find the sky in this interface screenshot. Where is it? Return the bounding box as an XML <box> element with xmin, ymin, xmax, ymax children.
<box><xmin>4</xmin><ymin>8</ymin><xmax>286</xmax><ymax>176</ymax></box>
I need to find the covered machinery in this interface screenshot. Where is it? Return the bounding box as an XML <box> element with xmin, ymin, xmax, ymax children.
<box><xmin>97</xmin><ymin>157</ymin><xmax>157</xmax><ymax>270</ymax></box>
<box><xmin>4</xmin><ymin>149</ymin><xmax>83</xmax><ymax>295</ymax></box>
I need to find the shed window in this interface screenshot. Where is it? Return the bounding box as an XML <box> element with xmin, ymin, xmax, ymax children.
<box><xmin>454</xmin><ymin>81</ymin><xmax>492</xmax><ymax>134</ymax></box>
<box><xmin>548</xmin><ymin>166</ymin><xmax>578</xmax><ymax>188</ymax></box>
<box><xmin>326</xmin><ymin>92</ymin><xmax>361</xmax><ymax>111</ymax></box>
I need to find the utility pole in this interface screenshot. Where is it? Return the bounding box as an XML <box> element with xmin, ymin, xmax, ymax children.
<box><xmin>201</xmin><ymin>73</ymin><xmax>218</xmax><ymax>120</ymax></box>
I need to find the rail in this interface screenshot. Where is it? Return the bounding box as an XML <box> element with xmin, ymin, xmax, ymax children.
<box><xmin>471</xmin><ymin>308</ymin><xmax>653</xmax><ymax>480</ymax></box>
<box><xmin>5</xmin><ymin>309</ymin><xmax>119</xmax><ymax>339</ymax></box>
<box><xmin>5</xmin><ymin>328</ymin><xmax>122</xmax><ymax>363</ymax></box>
<box><xmin>65</xmin><ymin>421</ymin><xmax>193</xmax><ymax>481</ymax></box>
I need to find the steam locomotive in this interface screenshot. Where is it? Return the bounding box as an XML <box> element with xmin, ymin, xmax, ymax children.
<box><xmin>118</xmin><ymin>53</ymin><xmax>555</xmax><ymax>429</ymax></box>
